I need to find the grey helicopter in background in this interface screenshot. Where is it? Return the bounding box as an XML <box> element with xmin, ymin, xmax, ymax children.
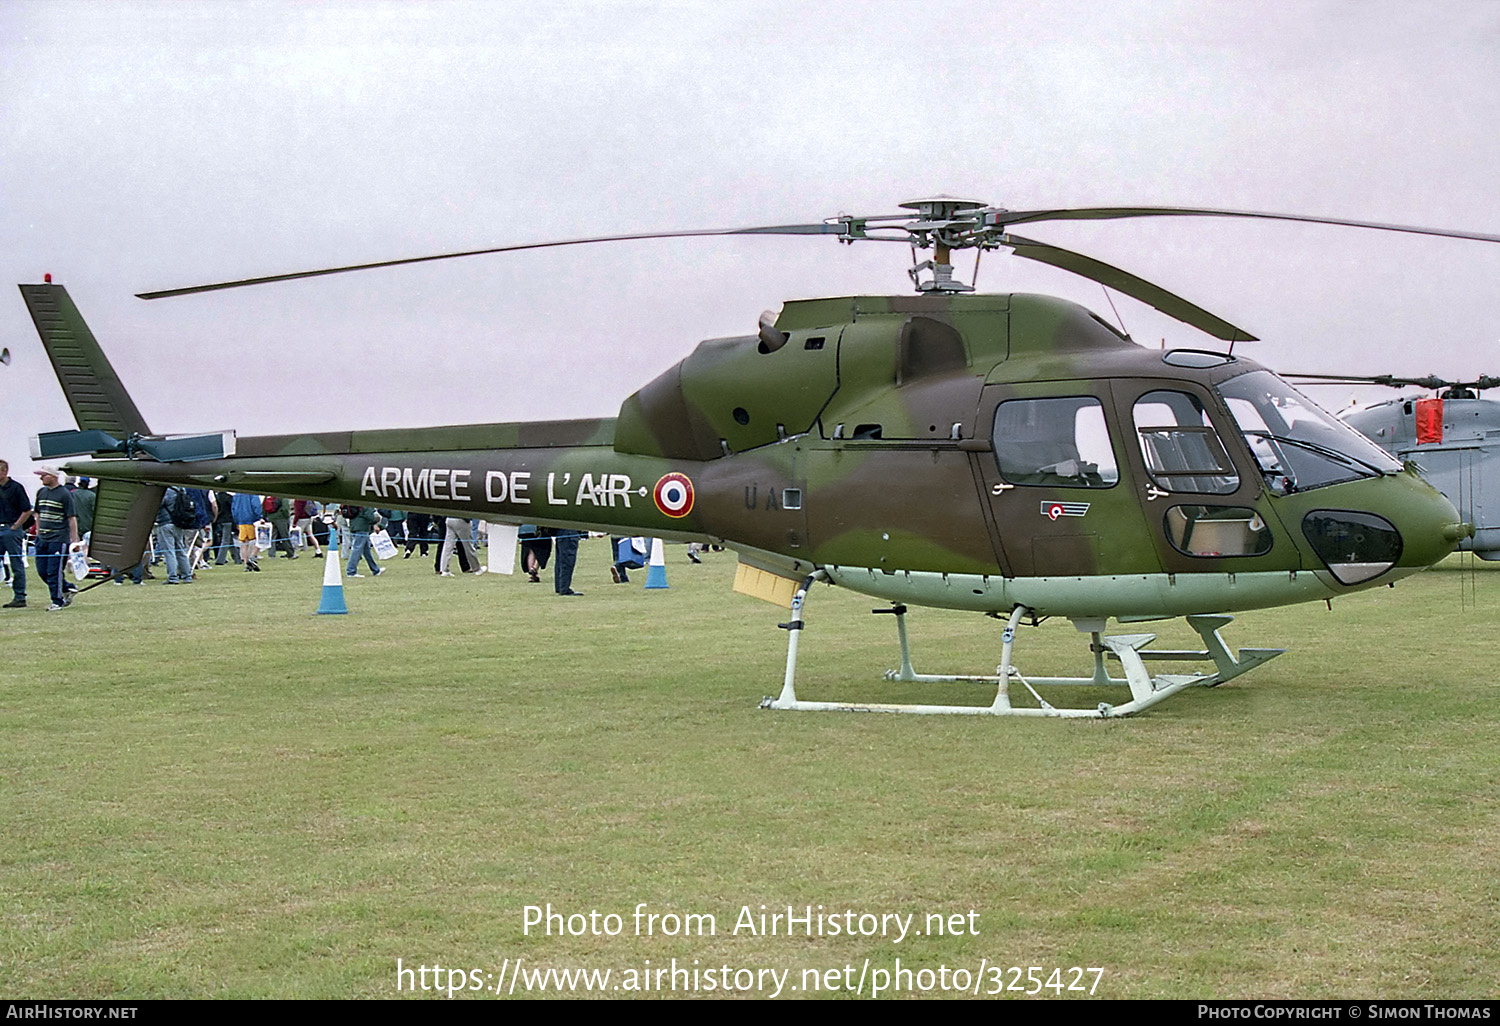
<box><xmin>1292</xmin><ymin>373</ymin><xmax>1499</xmax><ymax>560</ymax></box>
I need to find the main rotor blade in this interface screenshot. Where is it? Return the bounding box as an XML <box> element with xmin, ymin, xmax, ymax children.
<box><xmin>1289</xmin><ymin>372</ymin><xmax>1500</xmax><ymax>391</ymax></box>
<box><xmin>992</xmin><ymin>206</ymin><xmax>1500</xmax><ymax>245</ymax></box>
<box><xmin>1288</xmin><ymin>372</ymin><xmax>1440</xmax><ymax>388</ymax></box>
<box><xmin>1001</xmin><ymin>233</ymin><xmax>1257</xmax><ymax>342</ymax></box>
<box><xmin>137</xmin><ymin>223</ymin><xmax>845</xmax><ymax>299</ymax></box>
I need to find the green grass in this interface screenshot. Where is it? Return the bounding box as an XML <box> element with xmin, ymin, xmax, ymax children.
<box><xmin>2</xmin><ymin>544</ymin><xmax>1498</xmax><ymax>998</ymax></box>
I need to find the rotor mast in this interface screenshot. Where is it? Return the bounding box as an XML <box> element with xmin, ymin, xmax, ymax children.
<box><xmin>898</xmin><ymin>196</ymin><xmax>989</xmax><ymax>293</ymax></box>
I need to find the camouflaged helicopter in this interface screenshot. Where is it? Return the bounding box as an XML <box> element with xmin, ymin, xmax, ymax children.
<box><xmin>25</xmin><ymin>198</ymin><xmax>1498</xmax><ymax>718</ymax></box>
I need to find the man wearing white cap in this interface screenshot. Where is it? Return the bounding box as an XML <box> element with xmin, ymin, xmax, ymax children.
<box><xmin>32</xmin><ymin>467</ymin><xmax>79</xmax><ymax>611</ymax></box>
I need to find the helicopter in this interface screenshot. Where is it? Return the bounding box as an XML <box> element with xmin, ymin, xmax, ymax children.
<box><xmin>24</xmin><ymin>197</ymin><xmax>1497</xmax><ymax>718</ymax></box>
<box><xmin>1288</xmin><ymin>373</ymin><xmax>1500</xmax><ymax>561</ymax></box>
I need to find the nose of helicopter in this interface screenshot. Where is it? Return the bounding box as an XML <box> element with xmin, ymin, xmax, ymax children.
<box><xmin>1296</xmin><ymin>469</ymin><xmax>1466</xmax><ymax>587</ymax></box>
<box><xmin>1389</xmin><ymin>470</ymin><xmax>1469</xmax><ymax>570</ymax></box>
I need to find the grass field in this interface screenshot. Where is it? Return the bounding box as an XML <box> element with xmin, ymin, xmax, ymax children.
<box><xmin>2</xmin><ymin>540</ymin><xmax>1497</xmax><ymax>999</ymax></box>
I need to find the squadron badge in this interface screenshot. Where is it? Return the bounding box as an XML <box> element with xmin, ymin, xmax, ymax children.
<box><xmin>1041</xmin><ymin>501</ymin><xmax>1090</xmax><ymax>520</ymax></box>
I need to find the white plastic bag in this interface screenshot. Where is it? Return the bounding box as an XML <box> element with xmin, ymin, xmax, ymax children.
<box><xmin>371</xmin><ymin>528</ymin><xmax>397</xmax><ymax>560</ymax></box>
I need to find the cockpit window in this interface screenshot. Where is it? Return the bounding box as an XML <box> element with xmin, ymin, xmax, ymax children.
<box><xmin>1132</xmin><ymin>390</ymin><xmax>1239</xmax><ymax>494</ymax></box>
<box><xmin>993</xmin><ymin>396</ymin><xmax>1118</xmax><ymax>488</ymax></box>
<box><xmin>1218</xmin><ymin>371</ymin><xmax>1401</xmax><ymax>494</ymax></box>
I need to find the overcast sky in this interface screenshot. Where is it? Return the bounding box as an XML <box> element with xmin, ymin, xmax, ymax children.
<box><xmin>4</xmin><ymin>0</ymin><xmax>1499</xmax><ymax>481</ymax></box>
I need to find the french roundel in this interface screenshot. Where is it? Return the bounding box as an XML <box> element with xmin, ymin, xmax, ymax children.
<box><xmin>653</xmin><ymin>473</ymin><xmax>696</xmax><ymax>518</ymax></box>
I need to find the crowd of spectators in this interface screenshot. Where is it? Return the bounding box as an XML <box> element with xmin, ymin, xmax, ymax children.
<box><xmin>2</xmin><ymin>464</ymin><xmax>714</xmax><ymax>612</ymax></box>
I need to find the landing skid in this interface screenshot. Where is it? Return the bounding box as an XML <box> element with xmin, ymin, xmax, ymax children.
<box><xmin>760</xmin><ymin>573</ymin><xmax>1284</xmax><ymax>718</ymax></box>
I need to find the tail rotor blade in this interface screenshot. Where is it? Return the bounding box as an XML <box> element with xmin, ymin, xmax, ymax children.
<box><xmin>29</xmin><ymin>428</ymin><xmax>237</xmax><ymax>463</ymax></box>
<box><xmin>31</xmin><ymin>429</ymin><xmax>125</xmax><ymax>460</ymax></box>
<box><xmin>136</xmin><ymin>431</ymin><xmax>237</xmax><ymax>463</ymax></box>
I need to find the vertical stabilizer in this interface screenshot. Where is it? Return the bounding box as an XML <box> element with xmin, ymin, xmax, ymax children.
<box><xmin>21</xmin><ymin>283</ymin><xmax>159</xmax><ymax>570</ymax></box>
<box><xmin>19</xmin><ymin>283</ymin><xmax>151</xmax><ymax>435</ymax></box>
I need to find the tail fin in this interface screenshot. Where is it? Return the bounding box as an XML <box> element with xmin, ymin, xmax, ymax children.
<box><xmin>89</xmin><ymin>481</ymin><xmax>165</xmax><ymax>571</ymax></box>
<box><xmin>21</xmin><ymin>282</ymin><xmax>159</xmax><ymax>570</ymax></box>
<box><xmin>23</xmin><ymin>283</ymin><xmax>235</xmax><ymax>466</ymax></box>
<box><xmin>19</xmin><ymin>283</ymin><xmax>151</xmax><ymax>436</ymax></box>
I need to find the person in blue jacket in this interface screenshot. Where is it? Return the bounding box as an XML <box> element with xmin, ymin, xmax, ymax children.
<box><xmin>231</xmin><ymin>492</ymin><xmax>263</xmax><ymax>571</ymax></box>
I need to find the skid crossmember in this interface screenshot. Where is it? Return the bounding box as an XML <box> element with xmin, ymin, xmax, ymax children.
<box><xmin>760</xmin><ymin>573</ymin><xmax>1283</xmax><ymax>718</ymax></box>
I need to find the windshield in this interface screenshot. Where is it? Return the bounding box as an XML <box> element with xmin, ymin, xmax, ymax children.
<box><xmin>1218</xmin><ymin>370</ymin><xmax>1402</xmax><ymax>494</ymax></box>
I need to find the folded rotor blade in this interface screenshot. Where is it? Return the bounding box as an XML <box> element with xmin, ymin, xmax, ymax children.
<box><xmin>137</xmin><ymin>223</ymin><xmax>845</xmax><ymax>299</ymax></box>
<box><xmin>1002</xmin><ymin>233</ymin><xmax>1257</xmax><ymax>342</ymax></box>
<box><xmin>992</xmin><ymin>206</ymin><xmax>1500</xmax><ymax>245</ymax></box>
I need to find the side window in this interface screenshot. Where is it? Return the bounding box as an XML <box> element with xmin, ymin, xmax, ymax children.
<box><xmin>993</xmin><ymin>396</ymin><xmax>1118</xmax><ymax>488</ymax></box>
<box><xmin>1164</xmin><ymin>505</ymin><xmax>1272</xmax><ymax>557</ymax></box>
<box><xmin>1133</xmin><ymin>390</ymin><xmax>1239</xmax><ymax>495</ymax></box>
